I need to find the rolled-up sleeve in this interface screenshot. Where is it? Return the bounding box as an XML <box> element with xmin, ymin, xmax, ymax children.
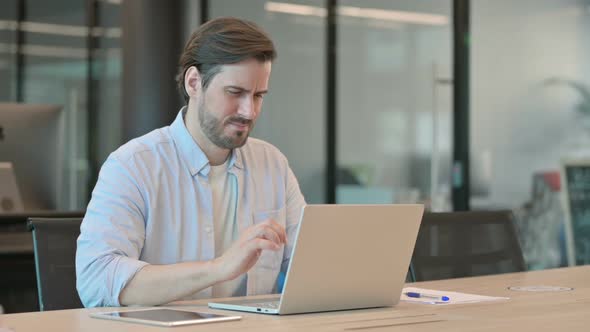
<box><xmin>76</xmin><ymin>154</ymin><xmax>150</xmax><ymax>307</ymax></box>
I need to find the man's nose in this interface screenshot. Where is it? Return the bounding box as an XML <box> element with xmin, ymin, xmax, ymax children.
<box><xmin>237</xmin><ymin>96</ymin><xmax>255</xmax><ymax>118</ymax></box>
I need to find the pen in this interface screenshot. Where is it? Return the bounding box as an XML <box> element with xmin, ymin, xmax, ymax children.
<box><xmin>404</xmin><ymin>292</ymin><xmax>450</xmax><ymax>302</ymax></box>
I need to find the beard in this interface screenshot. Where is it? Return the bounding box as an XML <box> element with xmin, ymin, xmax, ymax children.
<box><xmin>197</xmin><ymin>98</ymin><xmax>253</xmax><ymax>149</ymax></box>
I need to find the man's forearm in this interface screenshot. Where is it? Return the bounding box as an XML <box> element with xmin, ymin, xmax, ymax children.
<box><xmin>119</xmin><ymin>260</ymin><xmax>222</xmax><ymax>306</ymax></box>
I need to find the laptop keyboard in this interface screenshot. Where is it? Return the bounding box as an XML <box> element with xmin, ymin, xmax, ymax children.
<box><xmin>248</xmin><ymin>301</ymin><xmax>280</xmax><ymax>309</ymax></box>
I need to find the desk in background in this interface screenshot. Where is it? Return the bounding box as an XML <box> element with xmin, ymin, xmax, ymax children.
<box><xmin>1</xmin><ymin>266</ymin><xmax>588</xmax><ymax>331</ymax></box>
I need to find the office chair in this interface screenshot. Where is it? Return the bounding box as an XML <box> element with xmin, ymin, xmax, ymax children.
<box><xmin>0</xmin><ymin>211</ymin><xmax>84</xmax><ymax>313</ymax></box>
<box><xmin>411</xmin><ymin>210</ymin><xmax>525</xmax><ymax>282</ymax></box>
<box><xmin>27</xmin><ymin>217</ymin><xmax>84</xmax><ymax>311</ymax></box>
<box><xmin>406</xmin><ymin>264</ymin><xmax>417</xmax><ymax>283</ymax></box>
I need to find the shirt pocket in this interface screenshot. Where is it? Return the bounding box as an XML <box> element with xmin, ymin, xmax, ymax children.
<box><xmin>252</xmin><ymin>206</ymin><xmax>287</xmax><ymax>270</ymax></box>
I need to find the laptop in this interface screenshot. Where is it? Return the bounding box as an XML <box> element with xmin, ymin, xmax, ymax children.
<box><xmin>208</xmin><ymin>204</ymin><xmax>424</xmax><ymax>315</ymax></box>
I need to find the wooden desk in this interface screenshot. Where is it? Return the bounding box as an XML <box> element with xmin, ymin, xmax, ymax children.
<box><xmin>1</xmin><ymin>266</ymin><xmax>588</xmax><ymax>331</ymax></box>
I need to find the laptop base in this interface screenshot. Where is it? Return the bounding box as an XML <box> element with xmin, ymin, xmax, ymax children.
<box><xmin>209</xmin><ymin>297</ymin><xmax>281</xmax><ymax>315</ymax></box>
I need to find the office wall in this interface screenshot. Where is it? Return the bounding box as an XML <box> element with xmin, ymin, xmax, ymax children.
<box><xmin>182</xmin><ymin>0</ymin><xmax>201</xmax><ymax>43</ymax></box>
<box><xmin>471</xmin><ymin>0</ymin><xmax>590</xmax><ymax>208</ymax></box>
<box><xmin>121</xmin><ymin>0</ymin><xmax>182</xmax><ymax>145</ymax></box>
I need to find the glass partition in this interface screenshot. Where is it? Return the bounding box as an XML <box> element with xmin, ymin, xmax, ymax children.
<box><xmin>336</xmin><ymin>0</ymin><xmax>453</xmax><ymax>209</ymax></box>
<box><xmin>471</xmin><ymin>0</ymin><xmax>590</xmax><ymax>269</ymax></box>
<box><xmin>210</xmin><ymin>0</ymin><xmax>327</xmax><ymax>203</ymax></box>
<box><xmin>0</xmin><ymin>0</ymin><xmax>18</xmax><ymax>101</ymax></box>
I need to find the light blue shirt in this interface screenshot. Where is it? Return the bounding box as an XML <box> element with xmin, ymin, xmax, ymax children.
<box><xmin>76</xmin><ymin>109</ymin><xmax>306</xmax><ymax>307</ymax></box>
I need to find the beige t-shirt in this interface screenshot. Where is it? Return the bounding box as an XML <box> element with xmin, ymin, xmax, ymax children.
<box><xmin>210</xmin><ymin>160</ymin><xmax>247</xmax><ymax>298</ymax></box>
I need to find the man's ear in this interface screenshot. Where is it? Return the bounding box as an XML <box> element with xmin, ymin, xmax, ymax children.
<box><xmin>184</xmin><ymin>66</ymin><xmax>201</xmax><ymax>98</ymax></box>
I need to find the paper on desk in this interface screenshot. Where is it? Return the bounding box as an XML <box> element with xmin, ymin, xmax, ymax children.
<box><xmin>401</xmin><ymin>287</ymin><xmax>509</xmax><ymax>305</ymax></box>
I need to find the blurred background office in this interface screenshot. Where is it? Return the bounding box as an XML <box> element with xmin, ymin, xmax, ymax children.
<box><xmin>2</xmin><ymin>0</ymin><xmax>590</xmax><ymax>312</ymax></box>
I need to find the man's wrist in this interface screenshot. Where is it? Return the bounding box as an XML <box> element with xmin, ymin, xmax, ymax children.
<box><xmin>207</xmin><ymin>258</ymin><xmax>227</xmax><ymax>284</ymax></box>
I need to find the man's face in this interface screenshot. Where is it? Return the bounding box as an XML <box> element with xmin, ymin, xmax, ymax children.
<box><xmin>197</xmin><ymin>58</ymin><xmax>271</xmax><ymax>149</ymax></box>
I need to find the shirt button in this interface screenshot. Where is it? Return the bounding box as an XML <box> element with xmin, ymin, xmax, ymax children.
<box><xmin>205</xmin><ymin>226</ymin><xmax>212</xmax><ymax>233</ymax></box>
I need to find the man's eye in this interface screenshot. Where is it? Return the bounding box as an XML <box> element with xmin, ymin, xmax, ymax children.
<box><xmin>228</xmin><ymin>90</ymin><xmax>241</xmax><ymax>95</ymax></box>
<box><xmin>254</xmin><ymin>94</ymin><xmax>264</xmax><ymax>100</ymax></box>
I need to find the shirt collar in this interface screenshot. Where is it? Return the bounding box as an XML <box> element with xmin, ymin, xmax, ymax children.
<box><xmin>170</xmin><ymin>107</ymin><xmax>244</xmax><ymax>177</ymax></box>
<box><xmin>228</xmin><ymin>146</ymin><xmax>244</xmax><ymax>171</ymax></box>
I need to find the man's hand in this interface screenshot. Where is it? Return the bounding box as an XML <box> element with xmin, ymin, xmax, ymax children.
<box><xmin>120</xmin><ymin>219</ymin><xmax>287</xmax><ymax>306</ymax></box>
<box><xmin>213</xmin><ymin>219</ymin><xmax>287</xmax><ymax>282</ymax></box>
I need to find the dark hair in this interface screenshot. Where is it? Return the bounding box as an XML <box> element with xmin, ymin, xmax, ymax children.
<box><xmin>176</xmin><ymin>17</ymin><xmax>277</xmax><ymax>103</ymax></box>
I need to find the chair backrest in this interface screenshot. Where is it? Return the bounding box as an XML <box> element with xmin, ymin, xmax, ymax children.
<box><xmin>411</xmin><ymin>210</ymin><xmax>525</xmax><ymax>282</ymax></box>
<box><xmin>27</xmin><ymin>217</ymin><xmax>83</xmax><ymax>311</ymax></box>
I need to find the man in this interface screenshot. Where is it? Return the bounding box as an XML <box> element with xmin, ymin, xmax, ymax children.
<box><xmin>76</xmin><ymin>17</ymin><xmax>306</xmax><ymax>307</ymax></box>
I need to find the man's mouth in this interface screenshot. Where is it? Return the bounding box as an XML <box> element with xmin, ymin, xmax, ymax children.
<box><xmin>227</xmin><ymin>118</ymin><xmax>251</xmax><ymax>130</ymax></box>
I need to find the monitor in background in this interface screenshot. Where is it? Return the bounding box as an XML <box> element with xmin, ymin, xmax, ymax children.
<box><xmin>0</xmin><ymin>103</ymin><xmax>64</xmax><ymax>211</ymax></box>
<box><xmin>0</xmin><ymin>162</ymin><xmax>24</xmax><ymax>213</ymax></box>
